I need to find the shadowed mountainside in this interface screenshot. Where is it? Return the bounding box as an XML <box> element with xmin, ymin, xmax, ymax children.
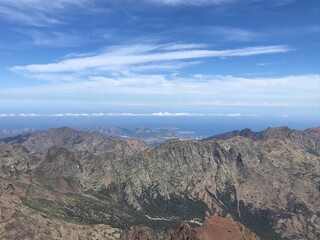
<box><xmin>0</xmin><ymin>126</ymin><xmax>319</xmax><ymax>239</ymax></box>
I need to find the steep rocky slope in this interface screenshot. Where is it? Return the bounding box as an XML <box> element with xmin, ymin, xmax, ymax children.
<box><xmin>0</xmin><ymin>180</ymin><xmax>122</xmax><ymax>240</ymax></box>
<box><xmin>196</xmin><ymin>215</ymin><xmax>259</xmax><ymax>240</ymax></box>
<box><xmin>0</xmin><ymin>126</ymin><xmax>319</xmax><ymax>239</ymax></box>
<box><xmin>19</xmin><ymin>127</ymin><xmax>90</xmax><ymax>153</ymax></box>
<box><xmin>120</xmin><ymin>216</ymin><xmax>259</xmax><ymax>240</ymax></box>
<box><xmin>0</xmin><ymin>128</ymin><xmax>35</xmax><ymax>139</ymax></box>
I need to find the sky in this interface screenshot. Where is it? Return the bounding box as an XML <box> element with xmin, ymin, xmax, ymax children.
<box><xmin>0</xmin><ymin>0</ymin><xmax>319</xmax><ymax>123</ymax></box>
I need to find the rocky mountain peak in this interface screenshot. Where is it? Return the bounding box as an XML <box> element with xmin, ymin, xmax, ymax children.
<box><xmin>18</xmin><ymin>126</ymin><xmax>88</xmax><ymax>153</ymax></box>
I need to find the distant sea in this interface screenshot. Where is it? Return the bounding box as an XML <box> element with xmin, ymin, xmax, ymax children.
<box><xmin>0</xmin><ymin>115</ymin><xmax>318</xmax><ymax>137</ymax></box>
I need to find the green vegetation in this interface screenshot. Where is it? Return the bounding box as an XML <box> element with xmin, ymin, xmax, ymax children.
<box><xmin>208</xmin><ymin>183</ymin><xmax>283</xmax><ymax>239</ymax></box>
<box><xmin>238</xmin><ymin>201</ymin><xmax>282</xmax><ymax>240</ymax></box>
<box><xmin>22</xmin><ymin>197</ymin><xmax>69</xmax><ymax>220</ymax></box>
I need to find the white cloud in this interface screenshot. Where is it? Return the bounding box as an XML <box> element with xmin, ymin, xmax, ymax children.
<box><xmin>0</xmin><ymin>5</ymin><xmax>59</xmax><ymax>26</ymax></box>
<box><xmin>0</xmin><ymin>112</ymin><xmax>253</xmax><ymax>118</ymax></box>
<box><xmin>257</xmin><ymin>61</ymin><xmax>285</xmax><ymax>66</ymax></box>
<box><xmin>0</xmin><ymin>0</ymin><xmax>91</xmax><ymax>25</ymax></box>
<box><xmin>150</xmin><ymin>0</ymin><xmax>296</xmax><ymax>7</ymax></box>
<box><xmin>0</xmin><ymin>0</ymin><xmax>90</xmax><ymax>10</ymax></box>
<box><xmin>10</xmin><ymin>44</ymin><xmax>291</xmax><ymax>73</ymax></box>
<box><xmin>162</xmin><ymin>43</ymin><xmax>208</xmax><ymax>50</ymax></box>
<box><xmin>149</xmin><ymin>0</ymin><xmax>235</xmax><ymax>6</ymax></box>
<box><xmin>1</xmin><ymin>74</ymin><xmax>318</xmax><ymax>105</ymax></box>
<box><xmin>20</xmin><ymin>30</ymin><xmax>83</xmax><ymax>47</ymax></box>
<box><xmin>177</xmin><ymin>101</ymin><xmax>289</xmax><ymax>107</ymax></box>
<box><xmin>132</xmin><ymin>61</ymin><xmax>201</xmax><ymax>72</ymax></box>
<box><xmin>209</xmin><ymin>26</ymin><xmax>258</xmax><ymax>41</ymax></box>
<box><xmin>0</xmin><ymin>0</ymin><xmax>299</xmax><ymax>27</ymax></box>
<box><xmin>257</xmin><ymin>63</ymin><xmax>273</xmax><ymax>66</ymax></box>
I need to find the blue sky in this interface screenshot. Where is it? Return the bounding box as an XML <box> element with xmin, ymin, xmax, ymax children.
<box><xmin>0</xmin><ymin>0</ymin><xmax>319</xmax><ymax>121</ymax></box>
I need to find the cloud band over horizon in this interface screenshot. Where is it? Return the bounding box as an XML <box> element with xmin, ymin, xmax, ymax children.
<box><xmin>0</xmin><ymin>112</ymin><xmax>257</xmax><ymax>118</ymax></box>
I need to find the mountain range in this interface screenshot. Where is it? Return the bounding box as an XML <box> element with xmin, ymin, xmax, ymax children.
<box><xmin>0</xmin><ymin>126</ymin><xmax>319</xmax><ymax>239</ymax></box>
<box><xmin>1</xmin><ymin>126</ymin><xmax>199</xmax><ymax>146</ymax></box>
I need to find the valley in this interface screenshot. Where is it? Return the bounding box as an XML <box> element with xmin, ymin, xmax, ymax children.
<box><xmin>0</xmin><ymin>126</ymin><xmax>319</xmax><ymax>239</ymax></box>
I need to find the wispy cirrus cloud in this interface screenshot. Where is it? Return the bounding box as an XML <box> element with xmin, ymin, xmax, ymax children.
<box><xmin>257</xmin><ymin>61</ymin><xmax>285</xmax><ymax>66</ymax></box>
<box><xmin>0</xmin><ymin>4</ymin><xmax>58</xmax><ymax>26</ymax></box>
<box><xmin>148</xmin><ymin>0</ymin><xmax>297</xmax><ymax>7</ymax></box>
<box><xmin>306</xmin><ymin>25</ymin><xmax>320</xmax><ymax>33</ymax></box>
<box><xmin>177</xmin><ymin>101</ymin><xmax>289</xmax><ymax>107</ymax></box>
<box><xmin>208</xmin><ymin>26</ymin><xmax>258</xmax><ymax>41</ymax></box>
<box><xmin>162</xmin><ymin>43</ymin><xmax>207</xmax><ymax>51</ymax></box>
<box><xmin>0</xmin><ymin>0</ymin><xmax>238</xmax><ymax>26</ymax></box>
<box><xmin>164</xmin><ymin>25</ymin><xmax>259</xmax><ymax>43</ymax></box>
<box><xmin>10</xmin><ymin>43</ymin><xmax>291</xmax><ymax>73</ymax></box>
<box><xmin>0</xmin><ymin>0</ymin><xmax>300</xmax><ymax>27</ymax></box>
<box><xmin>18</xmin><ymin>30</ymin><xmax>84</xmax><ymax>47</ymax></box>
<box><xmin>149</xmin><ymin>0</ymin><xmax>235</xmax><ymax>6</ymax></box>
<box><xmin>0</xmin><ymin>0</ymin><xmax>91</xmax><ymax>25</ymax></box>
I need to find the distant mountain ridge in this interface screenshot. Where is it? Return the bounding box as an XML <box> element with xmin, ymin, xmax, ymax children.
<box><xmin>205</xmin><ymin>126</ymin><xmax>320</xmax><ymax>141</ymax></box>
<box><xmin>1</xmin><ymin>125</ymin><xmax>200</xmax><ymax>147</ymax></box>
<box><xmin>0</xmin><ymin>126</ymin><xmax>319</xmax><ymax>239</ymax></box>
<box><xmin>0</xmin><ymin>128</ymin><xmax>35</xmax><ymax>139</ymax></box>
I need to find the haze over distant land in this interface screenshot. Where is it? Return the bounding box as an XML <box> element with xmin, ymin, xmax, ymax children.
<box><xmin>0</xmin><ymin>0</ymin><xmax>319</xmax><ymax>129</ymax></box>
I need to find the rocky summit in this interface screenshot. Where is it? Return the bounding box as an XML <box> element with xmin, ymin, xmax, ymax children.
<box><xmin>0</xmin><ymin>126</ymin><xmax>319</xmax><ymax>239</ymax></box>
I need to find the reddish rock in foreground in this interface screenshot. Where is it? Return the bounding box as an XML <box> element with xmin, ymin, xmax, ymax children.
<box><xmin>195</xmin><ymin>216</ymin><xmax>259</xmax><ymax>240</ymax></box>
<box><xmin>121</xmin><ymin>216</ymin><xmax>259</xmax><ymax>240</ymax></box>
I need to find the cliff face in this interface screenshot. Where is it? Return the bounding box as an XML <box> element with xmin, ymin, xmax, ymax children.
<box><xmin>0</xmin><ymin>126</ymin><xmax>319</xmax><ymax>239</ymax></box>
